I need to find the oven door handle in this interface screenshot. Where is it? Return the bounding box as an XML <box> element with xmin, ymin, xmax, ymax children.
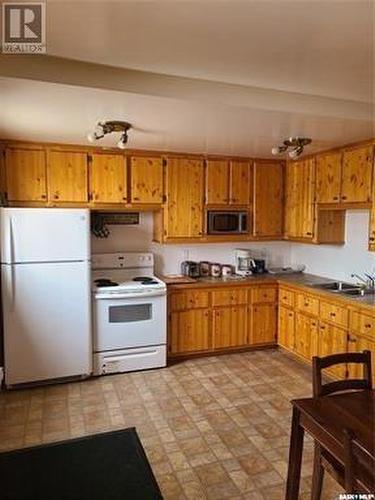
<box><xmin>95</xmin><ymin>290</ymin><xmax>166</xmax><ymax>300</ymax></box>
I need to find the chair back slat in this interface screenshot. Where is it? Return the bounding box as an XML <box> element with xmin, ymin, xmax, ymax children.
<box><xmin>312</xmin><ymin>351</ymin><xmax>372</xmax><ymax>398</ymax></box>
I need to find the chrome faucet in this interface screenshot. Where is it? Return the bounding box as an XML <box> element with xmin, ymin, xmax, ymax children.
<box><xmin>351</xmin><ymin>273</ymin><xmax>375</xmax><ymax>289</ymax></box>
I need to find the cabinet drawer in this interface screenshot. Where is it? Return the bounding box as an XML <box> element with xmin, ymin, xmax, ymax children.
<box><xmin>212</xmin><ymin>288</ymin><xmax>247</xmax><ymax>307</ymax></box>
<box><xmin>320</xmin><ymin>300</ymin><xmax>348</xmax><ymax>329</ymax></box>
<box><xmin>279</xmin><ymin>288</ymin><xmax>295</xmax><ymax>308</ymax></box>
<box><xmin>252</xmin><ymin>287</ymin><xmax>277</xmax><ymax>304</ymax></box>
<box><xmin>169</xmin><ymin>290</ymin><xmax>209</xmax><ymax>311</ymax></box>
<box><xmin>296</xmin><ymin>293</ymin><xmax>319</xmax><ymax>316</ymax></box>
<box><xmin>350</xmin><ymin>311</ymin><xmax>375</xmax><ymax>337</ymax></box>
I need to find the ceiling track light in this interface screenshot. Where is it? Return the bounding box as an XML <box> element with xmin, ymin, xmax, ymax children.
<box><xmin>271</xmin><ymin>137</ymin><xmax>311</xmax><ymax>159</ymax></box>
<box><xmin>87</xmin><ymin>120</ymin><xmax>132</xmax><ymax>149</ymax></box>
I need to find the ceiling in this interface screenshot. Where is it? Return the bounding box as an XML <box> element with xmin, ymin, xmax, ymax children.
<box><xmin>0</xmin><ymin>0</ymin><xmax>374</xmax><ymax>157</ymax></box>
<box><xmin>45</xmin><ymin>0</ymin><xmax>374</xmax><ymax>103</ymax></box>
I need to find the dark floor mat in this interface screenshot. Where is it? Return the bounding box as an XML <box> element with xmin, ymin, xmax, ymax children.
<box><xmin>0</xmin><ymin>427</ymin><xmax>163</xmax><ymax>500</ymax></box>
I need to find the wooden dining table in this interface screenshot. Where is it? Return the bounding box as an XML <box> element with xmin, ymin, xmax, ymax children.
<box><xmin>285</xmin><ymin>389</ymin><xmax>375</xmax><ymax>499</ymax></box>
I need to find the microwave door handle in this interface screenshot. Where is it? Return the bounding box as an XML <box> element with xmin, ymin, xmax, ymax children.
<box><xmin>240</xmin><ymin>213</ymin><xmax>247</xmax><ymax>232</ymax></box>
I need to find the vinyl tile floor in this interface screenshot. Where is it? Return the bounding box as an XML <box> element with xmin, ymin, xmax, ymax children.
<box><xmin>0</xmin><ymin>349</ymin><xmax>343</xmax><ymax>499</ymax></box>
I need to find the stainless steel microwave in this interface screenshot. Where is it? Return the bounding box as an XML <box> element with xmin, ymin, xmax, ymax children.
<box><xmin>207</xmin><ymin>211</ymin><xmax>248</xmax><ymax>235</ymax></box>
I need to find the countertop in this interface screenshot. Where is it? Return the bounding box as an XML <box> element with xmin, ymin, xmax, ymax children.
<box><xmin>161</xmin><ymin>272</ymin><xmax>375</xmax><ymax>311</ymax></box>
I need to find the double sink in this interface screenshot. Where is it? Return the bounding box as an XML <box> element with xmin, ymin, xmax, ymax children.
<box><xmin>313</xmin><ymin>281</ymin><xmax>374</xmax><ymax>297</ymax></box>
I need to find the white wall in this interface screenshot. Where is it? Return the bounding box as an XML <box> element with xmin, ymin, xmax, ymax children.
<box><xmin>91</xmin><ymin>210</ymin><xmax>375</xmax><ymax>281</ymax></box>
<box><xmin>91</xmin><ymin>212</ymin><xmax>154</xmax><ymax>254</ymax></box>
<box><xmin>290</xmin><ymin>211</ymin><xmax>375</xmax><ymax>283</ymax></box>
<box><xmin>91</xmin><ymin>213</ymin><xmax>291</xmax><ymax>274</ymax></box>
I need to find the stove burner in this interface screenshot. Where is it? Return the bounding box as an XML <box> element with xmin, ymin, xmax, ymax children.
<box><xmin>133</xmin><ymin>277</ymin><xmax>159</xmax><ymax>285</ymax></box>
<box><xmin>95</xmin><ymin>279</ymin><xmax>119</xmax><ymax>288</ymax></box>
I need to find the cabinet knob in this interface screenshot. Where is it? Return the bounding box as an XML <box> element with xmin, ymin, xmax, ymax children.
<box><xmin>330</xmin><ymin>312</ymin><xmax>336</xmax><ymax>317</ymax></box>
<box><xmin>41</xmin><ymin>194</ymin><xmax>47</xmax><ymax>199</ymax></box>
<box><xmin>54</xmin><ymin>194</ymin><xmax>59</xmax><ymax>200</ymax></box>
<box><xmin>333</xmin><ymin>196</ymin><xmax>339</xmax><ymax>200</ymax></box>
<box><xmin>365</xmin><ymin>323</ymin><xmax>372</xmax><ymax>328</ymax></box>
<box><xmin>342</xmin><ymin>195</ymin><xmax>347</xmax><ymax>200</ymax></box>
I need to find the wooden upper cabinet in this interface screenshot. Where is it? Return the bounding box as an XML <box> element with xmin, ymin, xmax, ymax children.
<box><xmin>206</xmin><ymin>160</ymin><xmax>230</xmax><ymax>205</ymax></box>
<box><xmin>165</xmin><ymin>157</ymin><xmax>204</xmax><ymax>238</ymax></box>
<box><xmin>130</xmin><ymin>156</ymin><xmax>163</xmax><ymax>204</ymax></box>
<box><xmin>316</xmin><ymin>152</ymin><xmax>342</xmax><ymax>203</ymax></box>
<box><xmin>341</xmin><ymin>145</ymin><xmax>373</xmax><ymax>204</ymax></box>
<box><xmin>5</xmin><ymin>148</ymin><xmax>47</xmax><ymax>202</ymax></box>
<box><xmin>230</xmin><ymin>161</ymin><xmax>251</xmax><ymax>205</ymax></box>
<box><xmin>205</xmin><ymin>159</ymin><xmax>251</xmax><ymax>206</ymax></box>
<box><xmin>48</xmin><ymin>150</ymin><xmax>88</xmax><ymax>203</ymax></box>
<box><xmin>89</xmin><ymin>153</ymin><xmax>126</xmax><ymax>204</ymax></box>
<box><xmin>285</xmin><ymin>158</ymin><xmax>315</xmax><ymax>239</ymax></box>
<box><xmin>369</xmin><ymin>207</ymin><xmax>375</xmax><ymax>251</ymax></box>
<box><xmin>253</xmin><ymin>161</ymin><xmax>284</xmax><ymax>237</ymax></box>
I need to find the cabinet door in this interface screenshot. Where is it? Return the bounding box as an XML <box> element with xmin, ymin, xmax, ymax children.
<box><xmin>206</xmin><ymin>160</ymin><xmax>230</xmax><ymax>205</ymax></box>
<box><xmin>48</xmin><ymin>151</ymin><xmax>88</xmax><ymax>203</ymax></box>
<box><xmin>130</xmin><ymin>156</ymin><xmax>163</xmax><ymax>204</ymax></box>
<box><xmin>5</xmin><ymin>148</ymin><xmax>47</xmax><ymax>202</ymax></box>
<box><xmin>318</xmin><ymin>323</ymin><xmax>347</xmax><ymax>378</ymax></box>
<box><xmin>294</xmin><ymin>312</ymin><xmax>318</xmax><ymax>360</ymax></box>
<box><xmin>165</xmin><ymin>157</ymin><xmax>204</xmax><ymax>238</ymax></box>
<box><xmin>90</xmin><ymin>154</ymin><xmax>126</xmax><ymax>204</ymax></box>
<box><xmin>316</xmin><ymin>152</ymin><xmax>342</xmax><ymax>203</ymax></box>
<box><xmin>341</xmin><ymin>146</ymin><xmax>373</xmax><ymax>203</ymax></box>
<box><xmin>347</xmin><ymin>334</ymin><xmax>375</xmax><ymax>386</ymax></box>
<box><xmin>169</xmin><ymin>309</ymin><xmax>210</xmax><ymax>354</ymax></box>
<box><xmin>278</xmin><ymin>306</ymin><xmax>295</xmax><ymax>351</ymax></box>
<box><xmin>213</xmin><ymin>306</ymin><xmax>247</xmax><ymax>349</ymax></box>
<box><xmin>230</xmin><ymin>161</ymin><xmax>251</xmax><ymax>205</ymax></box>
<box><xmin>251</xmin><ymin>304</ymin><xmax>277</xmax><ymax>345</ymax></box>
<box><xmin>253</xmin><ymin>161</ymin><xmax>283</xmax><ymax>237</ymax></box>
<box><xmin>285</xmin><ymin>159</ymin><xmax>315</xmax><ymax>239</ymax></box>
<box><xmin>369</xmin><ymin>207</ymin><xmax>375</xmax><ymax>251</ymax></box>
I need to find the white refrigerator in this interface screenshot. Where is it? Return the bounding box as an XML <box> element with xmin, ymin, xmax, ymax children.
<box><xmin>1</xmin><ymin>208</ymin><xmax>92</xmax><ymax>386</ymax></box>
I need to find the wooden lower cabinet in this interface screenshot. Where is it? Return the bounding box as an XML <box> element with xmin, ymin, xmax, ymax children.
<box><xmin>169</xmin><ymin>308</ymin><xmax>210</xmax><ymax>355</ymax></box>
<box><xmin>213</xmin><ymin>306</ymin><xmax>248</xmax><ymax>349</ymax></box>
<box><xmin>318</xmin><ymin>322</ymin><xmax>347</xmax><ymax>378</ymax></box>
<box><xmin>278</xmin><ymin>306</ymin><xmax>295</xmax><ymax>351</ymax></box>
<box><xmin>347</xmin><ymin>333</ymin><xmax>375</xmax><ymax>386</ymax></box>
<box><xmin>251</xmin><ymin>304</ymin><xmax>277</xmax><ymax>345</ymax></box>
<box><xmin>294</xmin><ymin>312</ymin><xmax>319</xmax><ymax>360</ymax></box>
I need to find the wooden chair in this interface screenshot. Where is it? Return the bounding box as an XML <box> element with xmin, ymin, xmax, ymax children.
<box><xmin>343</xmin><ymin>428</ymin><xmax>375</xmax><ymax>494</ymax></box>
<box><xmin>310</xmin><ymin>350</ymin><xmax>372</xmax><ymax>500</ymax></box>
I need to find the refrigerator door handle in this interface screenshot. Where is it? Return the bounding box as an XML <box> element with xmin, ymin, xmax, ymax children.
<box><xmin>9</xmin><ymin>265</ymin><xmax>15</xmax><ymax>312</ymax></box>
<box><xmin>9</xmin><ymin>216</ymin><xmax>14</xmax><ymax>265</ymax></box>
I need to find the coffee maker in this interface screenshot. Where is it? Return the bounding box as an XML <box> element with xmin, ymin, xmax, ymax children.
<box><xmin>234</xmin><ymin>249</ymin><xmax>267</xmax><ymax>276</ymax></box>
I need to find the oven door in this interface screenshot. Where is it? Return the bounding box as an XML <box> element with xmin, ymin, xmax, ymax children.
<box><xmin>94</xmin><ymin>292</ymin><xmax>166</xmax><ymax>351</ymax></box>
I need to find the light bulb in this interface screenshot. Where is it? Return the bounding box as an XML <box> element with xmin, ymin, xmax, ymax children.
<box><xmin>87</xmin><ymin>132</ymin><xmax>97</xmax><ymax>143</ymax></box>
<box><xmin>117</xmin><ymin>132</ymin><xmax>128</xmax><ymax>149</ymax></box>
<box><xmin>288</xmin><ymin>146</ymin><xmax>303</xmax><ymax>159</ymax></box>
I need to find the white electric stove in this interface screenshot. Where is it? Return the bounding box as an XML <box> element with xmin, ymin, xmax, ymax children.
<box><xmin>92</xmin><ymin>253</ymin><xmax>167</xmax><ymax>375</ymax></box>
